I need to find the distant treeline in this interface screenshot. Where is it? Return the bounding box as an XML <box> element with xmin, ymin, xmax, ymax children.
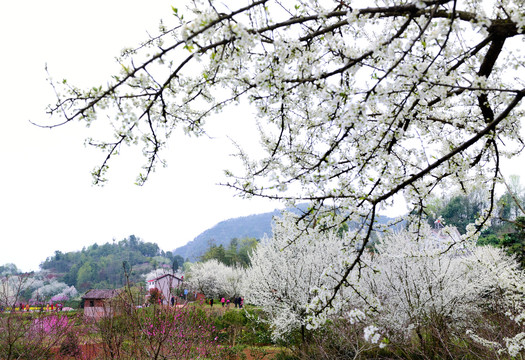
<box><xmin>423</xmin><ymin>180</ymin><xmax>525</xmax><ymax>266</ymax></box>
<box><xmin>199</xmin><ymin>237</ymin><xmax>259</xmax><ymax>268</ymax></box>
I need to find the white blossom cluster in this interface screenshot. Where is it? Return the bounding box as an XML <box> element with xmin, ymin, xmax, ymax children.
<box><xmin>244</xmin><ymin>214</ymin><xmax>524</xmax><ymax>355</ymax></box>
<box><xmin>186</xmin><ymin>259</ymin><xmax>244</xmax><ymax>299</ymax></box>
<box><xmin>464</xmin><ymin>244</ymin><xmax>525</xmax><ymax>357</ymax></box>
<box><xmin>144</xmin><ymin>268</ymin><xmax>174</xmax><ymax>282</ymax></box>
<box><xmin>243</xmin><ymin>212</ymin><xmax>351</xmax><ymax>340</ymax></box>
<box><xmin>49</xmin><ymin>0</ymin><xmax>525</xmax><ymax>199</ymax></box>
<box><xmin>0</xmin><ymin>274</ymin><xmax>31</xmax><ymax>307</ymax></box>
<box><xmin>1</xmin><ymin>274</ymin><xmax>79</xmax><ymax>306</ymax></box>
<box><xmin>363</xmin><ymin>325</ymin><xmax>382</xmax><ymax>345</ymax></box>
<box><xmin>28</xmin><ymin>278</ymin><xmax>78</xmax><ymax>303</ymax></box>
<box><xmin>346</xmin><ymin>226</ymin><xmax>479</xmax><ymax>338</ymax></box>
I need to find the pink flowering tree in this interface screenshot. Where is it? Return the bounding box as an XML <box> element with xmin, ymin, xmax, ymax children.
<box><xmin>94</xmin><ymin>288</ymin><xmax>229</xmax><ymax>359</ymax></box>
<box><xmin>0</xmin><ymin>274</ymin><xmax>81</xmax><ymax>360</ymax></box>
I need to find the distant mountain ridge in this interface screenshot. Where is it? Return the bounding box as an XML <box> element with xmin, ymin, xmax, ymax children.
<box><xmin>173</xmin><ymin>211</ymin><xmax>275</xmax><ymax>262</ymax></box>
<box><xmin>173</xmin><ymin>205</ymin><xmax>307</xmax><ymax>261</ymax></box>
<box><xmin>173</xmin><ymin>205</ymin><xmax>398</xmax><ymax>262</ymax></box>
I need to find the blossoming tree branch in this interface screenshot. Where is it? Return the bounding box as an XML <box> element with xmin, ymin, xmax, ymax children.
<box><xmin>46</xmin><ymin>0</ymin><xmax>524</xmax><ymax>315</ymax></box>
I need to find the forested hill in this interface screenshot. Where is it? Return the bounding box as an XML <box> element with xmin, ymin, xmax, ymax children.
<box><xmin>40</xmin><ymin>235</ymin><xmax>183</xmax><ymax>292</ymax></box>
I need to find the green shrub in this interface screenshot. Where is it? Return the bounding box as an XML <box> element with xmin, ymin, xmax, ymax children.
<box><xmin>240</xmin><ymin>308</ymin><xmax>274</xmax><ymax>346</ymax></box>
<box><xmin>97</xmin><ymin>315</ymin><xmax>129</xmax><ymax>359</ymax></box>
<box><xmin>215</xmin><ymin>309</ymin><xmax>247</xmax><ymax>345</ymax></box>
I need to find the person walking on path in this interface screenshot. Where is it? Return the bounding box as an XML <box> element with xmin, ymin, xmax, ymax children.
<box><xmin>221</xmin><ymin>297</ymin><xmax>225</xmax><ymax>307</ymax></box>
<box><xmin>210</xmin><ymin>298</ymin><xmax>214</xmax><ymax>307</ymax></box>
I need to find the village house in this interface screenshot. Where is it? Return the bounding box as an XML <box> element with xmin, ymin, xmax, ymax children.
<box><xmin>429</xmin><ymin>222</ymin><xmax>464</xmax><ymax>252</ymax></box>
<box><xmin>147</xmin><ymin>273</ymin><xmax>183</xmax><ymax>305</ymax></box>
<box><xmin>82</xmin><ymin>289</ymin><xmax>119</xmax><ymax>320</ymax></box>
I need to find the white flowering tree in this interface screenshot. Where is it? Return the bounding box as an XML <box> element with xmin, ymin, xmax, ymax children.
<box><xmin>243</xmin><ymin>216</ymin><xmax>524</xmax><ymax>354</ymax></box>
<box><xmin>243</xmin><ymin>213</ymin><xmax>348</xmax><ymax>341</ymax></box>
<box><xmin>31</xmin><ymin>280</ymin><xmax>78</xmax><ymax>304</ymax></box>
<box><xmin>221</xmin><ymin>265</ymin><xmax>245</xmax><ymax>299</ymax></box>
<box><xmin>465</xmin><ymin>244</ymin><xmax>525</xmax><ymax>357</ymax></box>
<box><xmin>346</xmin><ymin>225</ymin><xmax>525</xmax><ymax>357</ymax></box>
<box><xmin>352</xmin><ymin>226</ymin><xmax>477</xmax><ymax>339</ymax></box>
<box><xmin>186</xmin><ymin>259</ymin><xmax>244</xmax><ymax>299</ymax></box>
<box><xmin>0</xmin><ymin>274</ymin><xmax>32</xmax><ymax>309</ymax></box>
<box><xmin>46</xmin><ymin>0</ymin><xmax>525</xmax><ymax>315</ymax></box>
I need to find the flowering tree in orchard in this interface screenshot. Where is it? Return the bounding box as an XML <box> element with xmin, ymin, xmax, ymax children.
<box><xmin>243</xmin><ymin>213</ymin><xmax>349</xmax><ymax>341</ymax></box>
<box><xmin>186</xmin><ymin>259</ymin><xmax>244</xmax><ymax>298</ymax></box>
<box><xmin>0</xmin><ymin>274</ymin><xmax>32</xmax><ymax>309</ymax></box>
<box><xmin>466</xmin><ymin>243</ymin><xmax>525</xmax><ymax>357</ymax></box>
<box><xmin>46</xmin><ymin>0</ymin><xmax>525</xmax><ymax>323</ymax></box>
<box><xmin>221</xmin><ymin>265</ymin><xmax>245</xmax><ymax>299</ymax></box>
<box><xmin>31</xmin><ymin>281</ymin><xmax>78</xmax><ymax>304</ymax></box>
<box><xmin>245</xmin><ymin>215</ymin><xmax>525</xmax><ymax>355</ymax></box>
<box><xmin>346</xmin><ymin>224</ymin><xmax>525</xmax><ymax>356</ymax></box>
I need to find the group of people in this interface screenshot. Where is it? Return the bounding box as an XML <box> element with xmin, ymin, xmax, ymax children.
<box><xmin>209</xmin><ymin>296</ymin><xmax>243</xmax><ymax>308</ymax></box>
<box><xmin>14</xmin><ymin>303</ymin><xmax>64</xmax><ymax>312</ymax></box>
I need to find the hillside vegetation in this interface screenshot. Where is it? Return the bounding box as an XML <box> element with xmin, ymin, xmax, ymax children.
<box><xmin>40</xmin><ymin>235</ymin><xmax>183</xmax><ymax>292</ymax></box>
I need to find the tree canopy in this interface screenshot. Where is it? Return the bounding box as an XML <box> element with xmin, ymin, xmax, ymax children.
<box><xmin>40</xmin><ymin>235</ymin><xmax>172</xmax><ymax>291</ymax></box>
<box><xmin>0</xmin><ymin>264</ymin><xmax>20</xmax><ymax>276</ymax></box>
<box><xmin>200</xmin><ymin>237</ymin><xmax>258</xmax><ymax>267</ymax></box>
<box><xmin>46</xmin><ymin>0</ymin><xmax>525</xmax><ymax>309</ymax></box>
<box><xmin>421</xmin><ymin>176</ymin><xmax>525</xmax><ymax>264</ymax></box>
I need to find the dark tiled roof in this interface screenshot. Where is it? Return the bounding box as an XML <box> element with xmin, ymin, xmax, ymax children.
<box><xmin>148</xmin><ymin>273</ymin><xmax>183</xmax><ymax>283</ymax></box>
<box><xmin>82</xmin><ymin>289</ymin><xmax>119</xmax><ymax>300</ymax></box>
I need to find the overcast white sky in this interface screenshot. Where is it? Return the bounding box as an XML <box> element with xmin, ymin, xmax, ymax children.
<box><xmin>0</xmin><ymin>0</ymin><xmax>285</xmax><ymax>272</ymax></box>
<box><xmin>1</xmin><ymin>1</ymin><xmax>523</xmax><ymax>272</ymax></box>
